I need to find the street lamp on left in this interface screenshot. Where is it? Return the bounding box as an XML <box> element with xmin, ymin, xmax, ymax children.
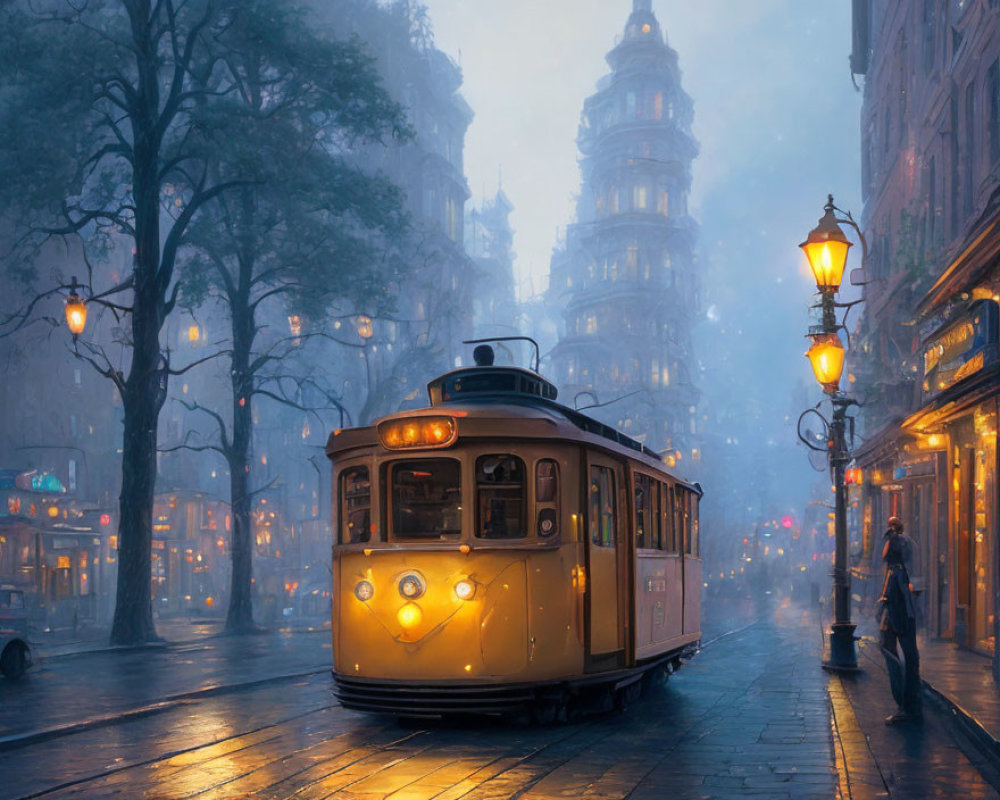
<box><xmin>64</xmin><ymin>276</ymin><xmax>87</xmax><ymax>340</ymax></box>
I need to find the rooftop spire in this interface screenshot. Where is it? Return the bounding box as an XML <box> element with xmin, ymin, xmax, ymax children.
<box><xmin>633</xmin><ymin>0</ymin><xmax>652</xmax><ymax>11</ymax></box>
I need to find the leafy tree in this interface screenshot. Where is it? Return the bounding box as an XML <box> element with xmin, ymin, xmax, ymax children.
<box><xmin>175</xmin><ymin>1</ymin><xmax>409</xmax><ymax>632</ymax></box>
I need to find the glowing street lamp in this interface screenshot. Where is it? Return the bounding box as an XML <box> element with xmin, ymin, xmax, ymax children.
<box><xmin>805</xmin><ymin>332</ymin><xmax>845</xmax><ymax>394</ymax></box>
<box><xmin>64</xmin><ymin>276</ymin><xmax>87</xmax><ymax>339</ymax></box>
<box><xmin>800</xmin><ymin>198</ymin><xmax>852</xmax><ymax>293</ymax></box>
<box><xmin>797</xmin><ymin>195</ymin><xmax>864</xmax><ymax>673</ymax></box>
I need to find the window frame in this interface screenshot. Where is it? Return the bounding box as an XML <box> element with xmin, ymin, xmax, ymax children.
<box><xmin>474</xmin><ymin>454</ymin><xmax>529</xmax><ymax>540</ymax></box>
<box><xmin>338</xmin><ymin>463</ymin><xmax>372</xmax><ymax>545</ymax></box>
<box><xmin>387</xmin><ymin>457</ymin><xmax>463</xmax><ymax>543</ymax></box>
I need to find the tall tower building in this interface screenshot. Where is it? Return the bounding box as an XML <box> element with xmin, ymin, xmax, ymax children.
<box><xmin>548</xmin><ymin>0</ymin><xmax>700</xmax><ymax>463</ymax></box>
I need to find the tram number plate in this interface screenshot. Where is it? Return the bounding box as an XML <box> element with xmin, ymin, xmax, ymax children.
<box><xmin>645</xmin><ymin>578</ymin><xmax>667</xmax><ymax>592</ymax></box>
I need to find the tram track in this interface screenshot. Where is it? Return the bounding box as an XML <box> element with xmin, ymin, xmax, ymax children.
<box><xmin>0</xmin><ymin>666</ymin><xmax>329</xmax><ymax>753</ymax></box>
<box><xmin>8</xmin><ymin>616</ymin><xmax>762</xmax><ymax>799</ymax></box>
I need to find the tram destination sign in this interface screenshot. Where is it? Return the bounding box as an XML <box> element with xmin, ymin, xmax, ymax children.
<box><xmin>922</xmin><ymin>299</ymin><xmax>999</xmax><ymax>403</ymax></box>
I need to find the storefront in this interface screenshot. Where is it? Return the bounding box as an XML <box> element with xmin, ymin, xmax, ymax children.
<box><xmin>899</xmin><ymin>298</ymin><xmax>1000</xmax><ymax>655</ymax></box>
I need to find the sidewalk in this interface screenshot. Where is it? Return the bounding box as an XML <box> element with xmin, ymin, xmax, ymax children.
<box><xmin>848</xmin><ymin>609</ymin><xmax>1000</xmax><ymax>774</ymax></box>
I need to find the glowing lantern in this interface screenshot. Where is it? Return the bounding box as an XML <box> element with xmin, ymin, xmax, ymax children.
<box><xmin>799</xmin><ymin>201</ymin><xmax>851</xmax><ymax>292</ymax></box>
<box><xmin>47</xmin><ymin>505</ymin><xmax>59</xmax><ymax>518</ymax></box>
<box><xmin>806</xmin><ymin>332</ymin><xmax>845</xmax><ymax>393</ymax></box>
<box><xmin>187</xmin><ymin>325</ymin><xmax>200</xmax><ymax>343</ymax></box>
<box><xmin>99</xmin><ymin>513</ymin><xmax>111</xmax><ymax>526</ymax></box>
<box><xmin>64</xmin><ymin>277</ymin><xmax>87</xmax><ymax>338</ymax></box>
<box><xmin>357</xmin><ymin>315</ymin><xmax>373</xmax><ymax>339</ymax></box>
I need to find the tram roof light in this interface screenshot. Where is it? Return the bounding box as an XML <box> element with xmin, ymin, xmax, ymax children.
<box><xmin>377</xmin><ymin>416</ymin><xmax>456</xmax><ymax>450</ymax></box>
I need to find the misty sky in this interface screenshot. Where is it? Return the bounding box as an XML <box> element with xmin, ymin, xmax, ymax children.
<box><xmin>421</xmin><ymin>0</ymin><xmax>863</xmax><ymax>512</ymax></box>
<box><xmin>423</xmin><ymin>0</ymin><xmax>861</xmax><ymax>296</ymax></box>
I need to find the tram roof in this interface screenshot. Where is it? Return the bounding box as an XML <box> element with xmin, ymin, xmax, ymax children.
<box><xmin>326</xmin><ymin>365</ymin><xmax>700</xmax><ymax>493</ymax></box>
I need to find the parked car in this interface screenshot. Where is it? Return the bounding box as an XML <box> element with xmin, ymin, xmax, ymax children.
<box><xmin>0</xmin><ymin>586</ymin><xmax>31</xmax><ymax>678</ymax></box>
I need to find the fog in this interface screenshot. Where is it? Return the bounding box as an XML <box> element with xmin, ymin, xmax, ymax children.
<box><xmin>0</xmin><ymin>0</ymin><xmax>862</xmax><ymax>636</ymax></box>
<box><xmin>426</xmin><ymin>0</ymin><xmax>862</xmax><ymax>568</ymax></box>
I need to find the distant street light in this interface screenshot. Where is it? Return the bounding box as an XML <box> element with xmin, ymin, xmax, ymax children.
<box><xmin>798</xmin><ymin>195</ymin><xmax>863</xmax><ymax>673</ymax></box>
<box><xmin>64</xmin><ymin>276</ymin><xmax>87</xmax><ymax>339</ymax></box>
<box><xmin>357</xmin><ymin>315</ymin><xmax>373</xmax><ymax>340</ymax></box>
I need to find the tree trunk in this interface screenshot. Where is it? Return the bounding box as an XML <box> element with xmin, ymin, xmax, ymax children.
<box><xmin>225</xmin><ymin>293</ymin><xmax>256</xmax><ymax>633</ymax></box>
<box><xmin>109</xmin><ymin>171</ymin><xmax>165</xmax><ymax>645</ymax></box>
<box><xmin>109</xmin><ymin>1</ymin><xmax>166</xmax><ymax>645</ymax></box>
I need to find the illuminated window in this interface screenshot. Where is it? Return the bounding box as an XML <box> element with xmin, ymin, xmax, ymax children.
<box><xmin>658</xmin><ymin>190</ymin><xmax>669</xmax><ymax>216</ymax></box>
<box><xmin>340</xmin><ymin>466</ymin><xmax>370</xmax><ymax>544</ymax></box>
<box><xmin>589</xmin><ymin>466</ymin><xmax>616</xmax><ymax>548</ymax></box>
<box><xmin>654</xmin><ymin>92</ymin><xmax>663</xmax><ymax>119</ymax></box>
<box><xmin>634</xmin><ymin>185</ymin><xmax>648</xmax><ymax>210</ymax></box>
<box><xmin>586</xmin><ymin>315</ymin><xmax>597</xmax><ymax>334</ymax></box>
<box><xmin>476</xmin><ymin>455</ymin><xmax>527</xmax><ymax>539</ymax></box>
<box><xmin>641</xmin><ymin>23</ymin><xmax>651</xmax><ymax>34</ymax></box>
<box><xmin>391</xmin><ymin>460</ymin><xmax>461</xmax><ymax>541</ymax></box>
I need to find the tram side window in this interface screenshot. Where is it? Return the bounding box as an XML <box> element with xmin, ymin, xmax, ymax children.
<box><xmin>667</xmin><ymin>484</ymin><xmax>679</xmax><ymax>553</ymax></box>
<box><xmin>391</xmin><ymin>459</ymin><xmax>462</xmax><ymax>540</ymax></box>
<box><xmin>589</xmin><ymin>466</ymin><xmax>616</xmax><ymax>547</ymax></box>
<box><xmin>651</xmin><ymin>478</ymin><xmax>662</xmax><ymax>549</ymax></box>
<box><xmin>635</xmin><ymin>474</ymin><xmax>651</xmax><ymax>548</ymax></box>
<box><xmin>477</xmin><ymin>455</ymin><xmax>526</xmax><ymax>539</ymax></box>
<box><xmin>340</xmin><ymin>466</ymin><xmax>371</xmax><ymax>544</ymax></box>
<box><xmin>690</xmin><ymin>494</ymin><xmax>700</xmax><ymax>556</ymax></box>
<box><xmin>536</xmin><ymin>459</ymin><xmax>559</xmax><ymax>538</ymax></box>
<box><xmin>681</xmin><ymin>490</ymin><xmax>693</xmax><ymax>555</ymax></box>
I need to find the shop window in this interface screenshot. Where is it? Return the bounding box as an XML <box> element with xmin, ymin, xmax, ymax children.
<box><xmin>476</xmin><ymin>455</ymin><xmax>526</xmax><ymax>539</ymax></box>
<box><xmin>340</xmin><ymin>466</ymin><xmax>371</xmax><ymax>544</ymax></box>
<box><xmin>589</xmin><ymin>466</ymin><xmax>616</xmax><ymax>547</ymax></box>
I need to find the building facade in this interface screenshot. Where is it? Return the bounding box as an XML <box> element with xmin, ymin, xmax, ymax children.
<box><xmin>850</xmin><ymin>0</ymin><xmax>1000</xmax><ymax>670</ymax></box>
<box><xmin>547</xmin><ymin>0</ymin><xmax>700</xmax><ymax>461</ymax></box>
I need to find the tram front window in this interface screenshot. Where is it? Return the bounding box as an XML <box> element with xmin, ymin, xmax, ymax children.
<box><xmin>391</xmin><ymin>459</ymin><xmax>462</xmax><ymax>540</ymax></box>
<box><xmin>477</xmin><ymin>455</ymin><xmax>527</xmax><ymax>539</ymax></box>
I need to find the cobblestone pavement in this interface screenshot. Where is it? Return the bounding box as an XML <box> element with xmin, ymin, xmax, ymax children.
<box><xmin>5</xmin><ymin>598</ymin><xmax>997</xmax><ymax>799</ymax></box>
<box><xmin>0</xmin><ymin>628</ymin><xmax>331</xmax><ymax>738</ymax></box>
<box><xmin>828</xmin><ymin>634</ymin><xmax>1000</xmax><ymax>799</ymax></box>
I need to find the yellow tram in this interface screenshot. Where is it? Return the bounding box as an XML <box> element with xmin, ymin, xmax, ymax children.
<box><xmin>327</xmin><ymin>345</ymin><xmax>702</xmax><ymax>718</ymax></box>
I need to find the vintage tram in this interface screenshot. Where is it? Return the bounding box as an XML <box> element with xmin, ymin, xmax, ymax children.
<box><xmin>327</xmin><ymin>346</ymin><xmax>702</xmax><ymax>718</ymax></box>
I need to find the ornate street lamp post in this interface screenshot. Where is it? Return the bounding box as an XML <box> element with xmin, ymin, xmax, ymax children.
<box><xmin>799</xmin><ymin>195</ymin><xmax>863</xmax><ymax>672</ymax></box>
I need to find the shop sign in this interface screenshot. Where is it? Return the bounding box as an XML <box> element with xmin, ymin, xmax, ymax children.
<box><xmin>922</xmin><ymin>299</ymin><xmax>999</xmax><ymax>402</ymax></box>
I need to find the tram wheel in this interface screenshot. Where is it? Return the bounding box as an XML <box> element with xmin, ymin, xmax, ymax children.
<box><xmin>530</xmin><ymin>691</ymin><xmax>567</xmax><ymax>725</ymax></box>
<box><xmin>640</xmin><ymin>665</ymin><xmax>670</xmax><ymax>697</ymax></box>
<box><xmin>615</xmin><ymin>679</ymin><xmax>642</xmax><ymax>711</ymax></box>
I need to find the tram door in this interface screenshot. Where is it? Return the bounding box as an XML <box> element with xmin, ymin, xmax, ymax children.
<box><xmin>586</xmin><ymin>456</ymin><xmax>626</xmax><ymax>667</ymax></box>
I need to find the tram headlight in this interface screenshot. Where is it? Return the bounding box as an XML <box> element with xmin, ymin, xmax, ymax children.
<box><xmin>397</xmin><ymin>602</ymin><xmax>423</xmax><ymax>629</ymax></box>
<box><xmin>398</xmin><ymin>573</ymin><xmax>425</xmax><ymax>600</ymax></box>
<box><xmin>454</xmin><ymin>579</ymin><xmax>476</xmax><ymax>600</ymax></box>
<box><xmin>354</xmin><ymin>580</ymin><xmax>374</xmax><ymax>602</ymax></box>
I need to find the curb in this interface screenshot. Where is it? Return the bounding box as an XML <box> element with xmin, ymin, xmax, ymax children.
<box><xmin>33</xmin><ymin>624</ymin><xmax>330</xmax><ymax>662</ymax></box>
<box><xmin>921</xmin><ymin>680</ymin><xmax>1000</xmax><ymax>770</ymax></box>
<box><xmin>0</xmin><ymin>666</ymin><xmax>329</xmax><ymax>752</ymax></box>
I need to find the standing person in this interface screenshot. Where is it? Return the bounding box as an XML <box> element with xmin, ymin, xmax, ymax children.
<box><xmin>879</xmin><ymin>515</ymin><xmax>923</xmax><ymax>724</ymax></box>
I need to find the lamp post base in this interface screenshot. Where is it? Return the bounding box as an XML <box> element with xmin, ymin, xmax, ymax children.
<box><xmin>822</xmin><ymin>622</ymin><xmax>860</xmax><ymax>672</ymax></box>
